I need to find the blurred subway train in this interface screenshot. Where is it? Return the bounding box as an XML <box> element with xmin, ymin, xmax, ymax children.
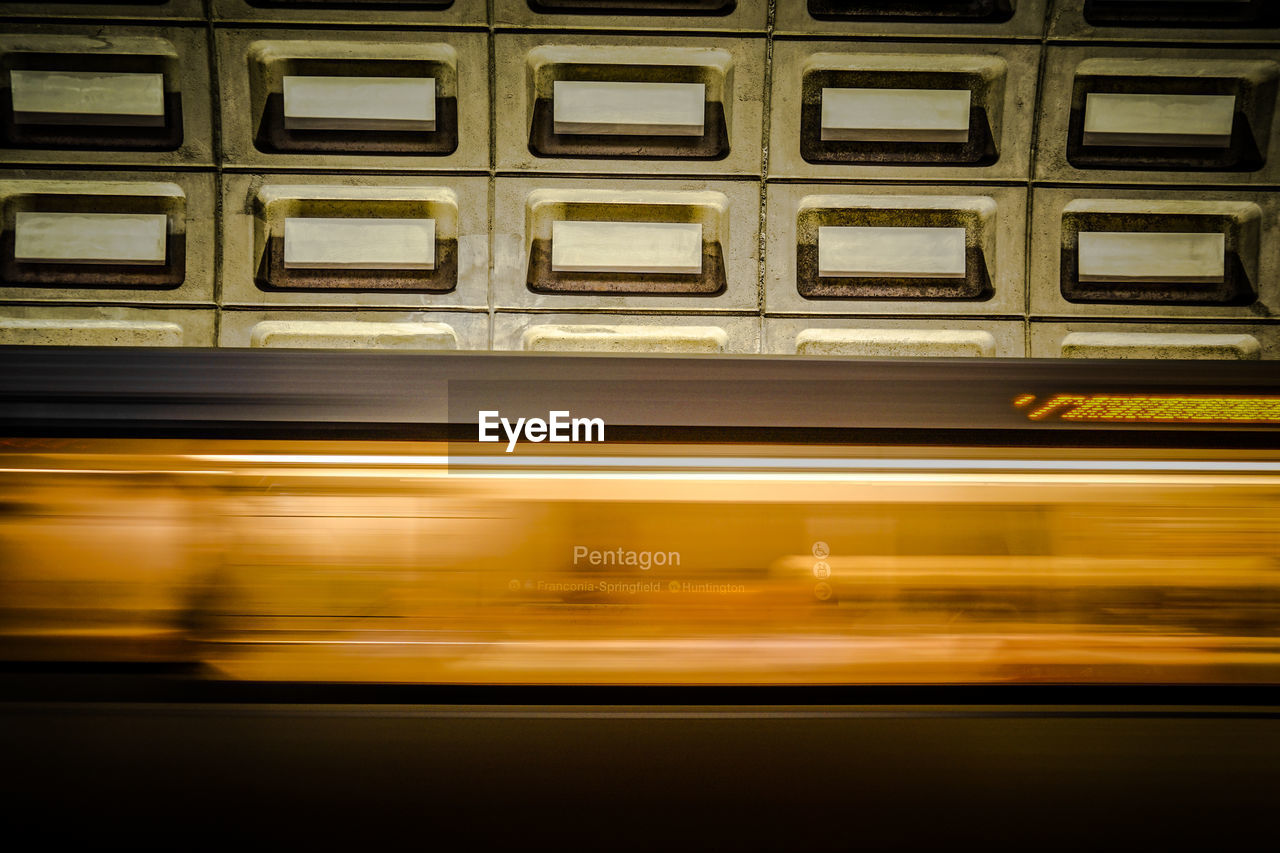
<box><xmin>1</xmin><ymin>349</ymin><xmax>1279</xmax><ymax>847</ymax></box>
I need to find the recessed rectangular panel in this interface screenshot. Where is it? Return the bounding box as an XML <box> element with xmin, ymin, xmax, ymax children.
<box><xmin>13</xmin><ymin>212</ymin><xmax>168</xmax><ymax>266</ymax></box>
<box><xmin>806</xmin><ymin>0</ymin><xmax>1015</xmax><ymax>22</ymax></box>
<box><xmin>552</xmin><ymin>81</ymin><xmax>706</xmax><ymax>137</ymax></box>
<box><xmin>1077</xmin><ymin>231</ymin><xmax>1226</xmax><ymax>284</ymax></box>
<box><xmin>1082</xmin><ymin>93</ymin><xmax>1236</xmax><ymax>148</ymax></box>
<box><xmin>250</xmin><ymin>321</ymin><xmax>458</xmax><ymax>350</ymax></box>
<box><xmin>795</xmin><ymin>328</ymin><xmax>997</xmax><ymax>358</ymax></box>
<box><xmin>251</xmin><ymin>0</ymin><xmax>455</xmax><ymax>6</ymax></box>
<box><xmin>10</xmin><ymin>70</ymin><xmax>166</xmax><ymax>127</ymax></box>
<box><xmin>0</xmin><ymin>319</ymin><xmax>184</xmax><ymax>347</ymax></box>
<box><xmin>282</xmin><ymin>76</ymin><xmax>437</xmax><ymax>131</ymax></box>
<box><xmin>283</xmin><ymin>218</ymin><xmax>436</xmax><ymax>270</ymax></box>
<box><xmin>551</xmin><ymin>221</ymin><xmax>703</xmax><ymax>275</ymax></box>
<box><xmin>529</xmin><ymin>0</ymin><xmax>738</xmax><ymax>12</ymax></box>
<box><xmin>522</xmin><ymin>323</ymin><xmax>728</xmax><ymax>354</ymax></box>
<box><xmin>1081</xmin><ymin>0</ymin><xmax>1272</xmax><ymax>28</ymax></box>
<box><xmin>820</xmin><ymin>88</ymin><xmax>971</xmax><ymax>143</ymax></box>
<box><xmin>817</xmin><ymin>226</ymin><xmax>967</xmax><ymax>279</ymax></box>
<box><xmin>1060</xmin><ymin>331</ymin><xmax>1261</xmax><ymax>360</ymax></box>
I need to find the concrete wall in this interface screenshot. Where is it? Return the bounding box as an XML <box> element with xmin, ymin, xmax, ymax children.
<box><xmin>2</xmin><ymin>2</ymin><xmax>1277</xmax><ymax>358</ymax></box>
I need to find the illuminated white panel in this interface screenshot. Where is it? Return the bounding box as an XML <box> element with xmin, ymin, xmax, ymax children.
<box><xmin>10</xmin><ymin>70</ymin><xmax>165</xmax><ymax>127</ymax></box>
<box><xmin>283</xmin><ymin>218</ymin><xmax>436</xmax><ymax>270</ymax></box>
<box><xmin>553</xmin><ymin>81</ymin><xmax>705</xmax><ymax>136</ymax></box>
<box><xmin>817</xmin><ymin>226</ymin><xmax>966</xmax><ymax>279</ymax></box>
<box><xmin>282</xmin><ymin>76</ymin><xmax>436</xmax><ymax>131</ymax></box>
<box><xmin>14</xmin><ymin>212</ymin><xmax>167</xmax><ymax>265</ymax></box>
<box><xmin>1082</xmin><ymin>93</ymin><xmax>1236</xmax><ymax>148</ymax></box>
<box><xmin>820</xmin><ymin>88</ymin><xmax>971</xmax><ymax>142</ymax></box>
<box><xmin>1078</xmin><ymin>232</ymin><xmax>1226</xmax><ymax>284</ymax></box>
<box><xmin>551</xmin><ymin>221</ymin><xmax>702</xmax><ymax>275</ymax></box>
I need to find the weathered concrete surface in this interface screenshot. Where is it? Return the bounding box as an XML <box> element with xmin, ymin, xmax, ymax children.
<box><xmin>522</xmin><ymin>324</ymin><xmax>727</xmax><ymax>354</ymax></box>
<box><xmin>249</xmin><ymin>320</ymin><xmax>459</xmax><ymax>349</ymax></box>
<box><xmin>493</xmin><ymin>313</ymin><xmax>759</xmax><ymax>354</ymax></box>
<box><xmin>0</xmin><ymin>306</ymin><xmax>214</xmax><ymax>346</ymax></box>
<box><xmin>219</xmin><ymin>310</ymin><xmax>487</xmax><ymax>349</ymax></box>
<box><xmin>795</xmin><ymin>328</ymin><xmax>997</xmax><ymax>358</ymax></box>
<box><xmin>820</xmin><ymin>87</ymin><xmax>970</xmax><ymax>143</ymax></box>
<box><xmin>1061</xmin><ymin>331</ymin><xmax>1262</xmax><ymax>360</ymax></box>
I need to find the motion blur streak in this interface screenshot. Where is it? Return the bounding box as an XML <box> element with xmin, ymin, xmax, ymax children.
<box><xmin>2</xmin><ymin>439</ymin><xmax>1279</xmax><ymax>685</ymax></box>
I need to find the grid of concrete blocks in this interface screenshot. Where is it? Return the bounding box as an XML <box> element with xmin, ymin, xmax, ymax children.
<box><xmin>1</xmin><ymin>1</ymin><xmax>1278</xmax><ymax>359</ymax></box>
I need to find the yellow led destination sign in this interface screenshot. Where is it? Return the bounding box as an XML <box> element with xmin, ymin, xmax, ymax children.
<box><xmin>1018</xmin><ymin>394</ymin><xmax>1280</xmax><ymax>424</ymax></box>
